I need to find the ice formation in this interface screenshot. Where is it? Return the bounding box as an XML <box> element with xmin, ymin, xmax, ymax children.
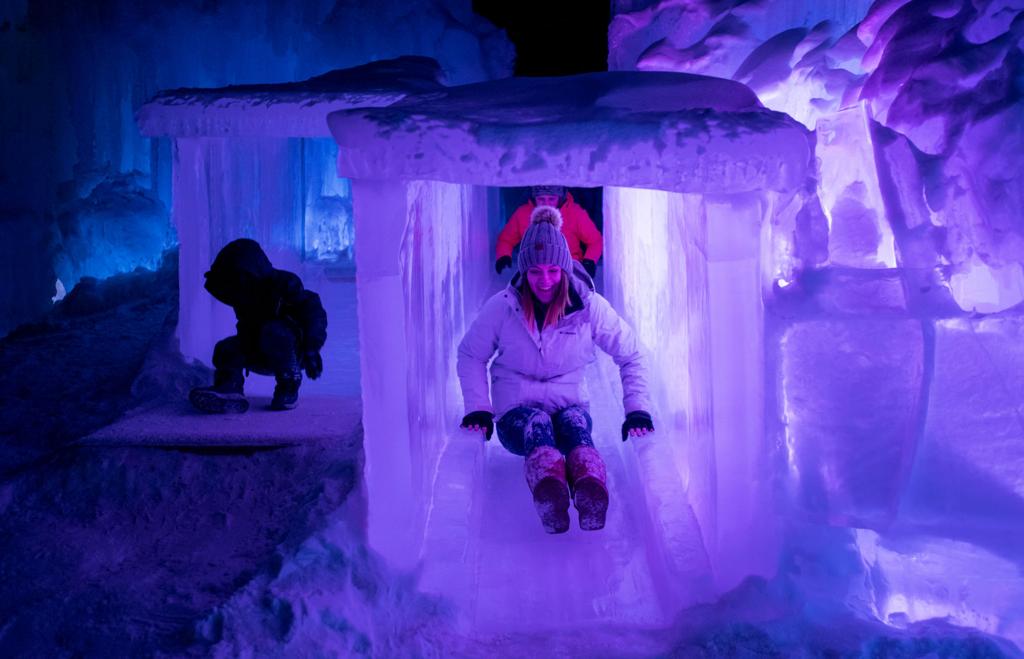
<box><xmin>329</xmin><ymin>72</ymin><xmax>808</xmax><ymax>194</ymax></box>
<box><xmin>323</xmin><ymin>70</ymin><xmax>812</xmax><ymax>631</ymax></box>
<box><xmin>612</xmin><ymin>0</ymin><xmax>1024</xmax><ymax>314</ymax></box>
<box><xmin>4</xmin><ymin>0</ymin><xmax>1024</xmax><ymax>654</ymax></box>
<box><xmin>136</xmin><ymin>57</ymin><xmax>452</xmax><ymax>397</ymax></box>
<box><xmin>0</xmin><ymin>0</ymin><xmax>512</xmax><ymax>336</ymax></box>
<box><xmin>610</xmin><ymin>0</ymin><xmax>1024</xmax><ymax>648</ymax></box>
<box><xmin>134</xmin><ymin>0</ymin><xmax>1024</xmax><ymax>641</ymax></box>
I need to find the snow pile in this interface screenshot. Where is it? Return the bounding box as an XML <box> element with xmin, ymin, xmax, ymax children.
<box><xmin>0</xmin><ymin>251</ymin><xmax>182</xmax><ymax>475</ymax></box>
<box><xmin>0</xmin><ymin>427</ymin><xmax>361</xmax><ymax>656</ymax></box>
<box><xmin>662</xmin><ymin>525</ymin><xmax>1021</xmax><ymax>657</ymax></box>
<box><xmin>329</xmin><ymin>71</ymin><xmax>812</xmax><ymax>193</ymax></box>
<box><xmin>200</xmin><ymin>515</ymin><xmax>458</xmax><ymax>658</ymax></box>
<box><xmin>191</xmin><ymin>514</ymin><xmax>1019</xmax><ymax>657</ymax></box>
<box><xmin>137</xmin><ymin>57</ymin><xmax>448</xmax><ymax>138</ymax></box>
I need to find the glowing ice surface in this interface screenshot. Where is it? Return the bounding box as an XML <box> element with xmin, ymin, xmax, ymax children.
<box><xmin>815</xmin><ymin>104</ymin><xmax>896</xmax><ymax>269</ymax></box>
<box><xmin>330</xmin><ymin>70</ymin><xmax>810</xmax><ymax>634</ymax></box>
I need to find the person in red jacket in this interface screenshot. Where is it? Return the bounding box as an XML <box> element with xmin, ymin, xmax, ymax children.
<box><xmin>495</xmin><ymin>185</ymin><xmax>603</xmax><ymax>278</ymax></box>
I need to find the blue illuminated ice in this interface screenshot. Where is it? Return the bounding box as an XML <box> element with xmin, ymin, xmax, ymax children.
<box><xmin>40</xmin><ymin>0</ymin><xmax>1022</xmax><ymax>655</ymax></box>
<box><xmin>610</xmin><ymin>0</ymin><xmax>1024</xmax><ymax>652</ymax></box>
<box><xmin>324</xmin><ymin>69</ymin><xmax>811</xmax><ymax>640</ymax></box>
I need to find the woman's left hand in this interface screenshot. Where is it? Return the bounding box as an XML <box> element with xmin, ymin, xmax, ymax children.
<box><xmin>621</xmin><ymin>411</ymin><xmax>654</xmax><ymax>441</ymax></box>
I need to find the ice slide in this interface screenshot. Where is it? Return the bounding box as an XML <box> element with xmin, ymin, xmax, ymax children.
<box><xmin>416</xmin><ymin>354</ymin><xmax>714</xmax><ymax>634</ymax></box>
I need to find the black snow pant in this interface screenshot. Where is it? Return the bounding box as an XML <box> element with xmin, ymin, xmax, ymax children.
<box><xmin>212</xmin><ymin>321</ymin><xmax>300</xmax><ymax>377</ymax></box>
<box><xmin>496</xmin><ymin>405</ymin><xmax>595</xmax><ymax>457</ymax></box>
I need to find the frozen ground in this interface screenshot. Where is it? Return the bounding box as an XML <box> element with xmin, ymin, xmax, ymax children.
<box><xmin>0</xmin><ymin>251</ymin><xmax>188</xmax><ymax>477</ymax></box>
<box><xmin>0</xmin><ymin>258</ymin><xmax>364</xmax><ymax>656</ymax></box>
<box><xmin>0</xmin><ymin>263</ymin><xmax>1020</xmax><ymax>657</ymax></box>
<box><xmin>0</xmin><ymin>439</ymin><xmax>361</xmax><ymax>656</ymax></box>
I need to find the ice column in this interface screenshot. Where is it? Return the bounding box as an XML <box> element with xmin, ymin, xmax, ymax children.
<box><xmin>172</xmin><ymin>138</ymin><xmax>217</xmax><ymax>364</ymax></box>
<box><xmin>604</xmin><ymin>187</ymin><xmax>777</xmax><ymax>593</ymax></box>
<box><xmin>816</xmin><ymin>104</ymin><xmax>897</xmax><ymax>269</ymax></box>
<box><xmin>172</xmin><ymin>137</ymin><xmax>301</xmax><ymax>365</ymax></box>
<box><xmin>704</xmin><ymin>193</ymin><xmax>776</xmax><ymax>590</ymax></box>
<box><xmin>352</xmin><ymin>178</ymin><xmax>491</xmax><ymax>569</ymax></box>
<box><xmin>604</xmin><ymin>187</ymin><xmax>718</xmax><ymax>609</ymax></box>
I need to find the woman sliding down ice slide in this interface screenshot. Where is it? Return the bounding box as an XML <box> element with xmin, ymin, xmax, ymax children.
<box><xmin>457</xmin><ymin>206</ymin><xmax>655</xmax><ymax>534</ymax></box>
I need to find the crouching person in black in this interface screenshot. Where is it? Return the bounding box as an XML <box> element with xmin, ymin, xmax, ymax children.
<box><xmin>189</xmin><ymin>238</ymin><xmax>327</xmax><ymax>413</ymax></box>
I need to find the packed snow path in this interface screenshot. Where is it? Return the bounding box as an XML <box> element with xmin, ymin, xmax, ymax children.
<box><xmin>83</xmin><ymin>396</ymin><xmax>362</xmax><ymax>449</ymax></box>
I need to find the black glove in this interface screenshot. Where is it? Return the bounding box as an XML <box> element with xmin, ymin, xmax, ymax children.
<box><xmin>301</xmin><ymin>351</ymin><xmax>323</xmax><ymax>380</ymax></box>
<box><xmin>495</xmin><ymin>256</ymin><xmax>512</xmax><ymax>274</ymax></box>
<box><xmin>621</xmin><ymin>410</ymin><xmax>654</xmax><ymax>441</ymax></box>
<box><xmin>582</xmin><ymin>259</ymin><xmax>597</xmax><ymax>278</ymax></box>
<box><xmin>460</xmin><ymin>410</ymin><xmax>494</xmax><ymax>440</ymax></box>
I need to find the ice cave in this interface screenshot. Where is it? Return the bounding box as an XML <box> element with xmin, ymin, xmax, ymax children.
<box><xmin>2</xmin><ymin>0</ymin><xmax>1024</xmax><ymax>656</ymax></box>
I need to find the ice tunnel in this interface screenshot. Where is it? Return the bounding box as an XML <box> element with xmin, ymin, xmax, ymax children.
<box><xmin>137</xmin><ymin>59</ymin><xmax>816</xmax><ymax>632</ymax></box>
<box><xmin>326</xmin><ymin>71</ymin><xmax>812</xmax><ymax>631</ymax></box>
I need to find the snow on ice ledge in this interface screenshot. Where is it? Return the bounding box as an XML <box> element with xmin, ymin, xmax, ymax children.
<box><xmin>328</xmin><ymin>71</ymin><xmax>812</xmax><ymax>194</ymax></box>
<box><xmin>136</xmin><ymin>57</ymin><xmax>446</xmax><ymax>138</ymax></box>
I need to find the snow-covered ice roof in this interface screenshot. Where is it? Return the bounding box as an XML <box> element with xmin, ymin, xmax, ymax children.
<box><xmin>328</xmin><ymin>71</ymin><xmax>812</xmax><ymax>193</ymax></box>
<box><xmin>136</xmin><ymin>57</ymin><xmax>446</xmax><ymax>138</ymax></box>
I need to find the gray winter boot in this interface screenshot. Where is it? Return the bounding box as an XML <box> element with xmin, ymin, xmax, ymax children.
<box><xmin>567</xmin><ymin>446</ymin><xmax>609</xmax><ymax>530</ymax></box>
<box><xmin>270</xmin><ymin>366</ymin><xmax>302</xmax><ymax>411</ymax></box>
<box><xmin>189</xmin><ymin>369</ymin><xmax>249</xmax><ymax>414</ymax></box>
<box><xmin>524</xmin><ymin>446</ymin><xmax>570</xmax><ymax>534</ymax></box>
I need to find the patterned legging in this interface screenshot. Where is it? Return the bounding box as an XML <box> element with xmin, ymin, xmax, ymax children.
<box><xmin>495</xmin><ymin>405</ymin><xmax>594</xmax><ymax>456</ymax></box>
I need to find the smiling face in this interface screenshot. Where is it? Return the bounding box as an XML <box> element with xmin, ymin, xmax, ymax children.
<box><xmin>533</xmin><ymin>194</ymin><xmax>560</xmax><ymax>208</ymax></box>
<box><xmin>526</xmin><ymin>264</ymin><xmax>563</xmax><ymax>303</ymax></box>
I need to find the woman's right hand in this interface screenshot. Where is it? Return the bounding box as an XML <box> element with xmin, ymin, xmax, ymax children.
<box><xmin>460</xmin><ymin>411</ymin><xmax>494</xmax><ymax>440</ymax></box>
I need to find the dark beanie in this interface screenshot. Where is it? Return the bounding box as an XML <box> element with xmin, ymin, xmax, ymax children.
<box><xmin>531</xmin><ymin>185</ymin><xmax>566</xmax><ymax>201</ymax></box>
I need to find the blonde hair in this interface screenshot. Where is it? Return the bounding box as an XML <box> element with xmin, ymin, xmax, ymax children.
<box><xmin>520</xmin><ymin>271</ymin><xmax>570</xmax><ymax>330</ymax></box>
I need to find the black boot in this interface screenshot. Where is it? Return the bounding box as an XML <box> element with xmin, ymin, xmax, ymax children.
<box><xmin>190</xmin><ymin>369</ymin><xmax>248</xmax><ymax>414</ymax></box>
<box><xmin>270</xmin><ymin>366</ymin><xmax>302</xmax><ymax>411</ymax></box>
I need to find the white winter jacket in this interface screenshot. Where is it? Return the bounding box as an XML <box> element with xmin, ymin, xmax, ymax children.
<box><xmin>457</xmin><ymin>263</ymin><xmax>652</xmax><ymax>419</ymax></box>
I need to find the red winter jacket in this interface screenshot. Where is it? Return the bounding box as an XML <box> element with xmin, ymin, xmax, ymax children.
<box><xmin>495</xmin><ymin>193</ymin><xmax>603</xmax><ymax>263</ymax></box>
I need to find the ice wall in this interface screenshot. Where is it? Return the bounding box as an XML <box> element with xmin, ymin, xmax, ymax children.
<box><xmin>610</xmin><ymin>0</ymin><xmax>1024</xmax><ymax>313</ymax></box>
<box><xmin>816</xmin><ymin>104</ymin><xmax>896</xmax><ymax>269</ymax></box>
<box><xmin>604</xmin><ymin>187</ymin><xmax>780</xmax><ymax>593</ymax></box>
<box><xmin>140</xmin><ymin>57</ymin><xmax>462</xmax><ymax>396</ymax></box>
<box><xmin>171</xmin><ymin>137</ymin><xmax>301</xmax><ymax>370</ymax></box>
<box><xmin>53</xmin><ymin>173</ymin><xmax>175</xmax><ymax>292</ymax></box>
<box><xmin>0</xmin><ymin>0</ymin><xmax>512</xmax><ymax>336</ymax></box>
<box><xmin>165</xmin><ymin>134</ymin><xmax>364</xmax><ymax>398</ymax></box>
<box><xmin>609</xmin><ymin>0</ymin><xmax>1024</xmax><ymax>642</ymax></box>
<box><xmin>351</xmin><ymin>179</ymin><xmax>492</xmax><ymax>569</ymax></box>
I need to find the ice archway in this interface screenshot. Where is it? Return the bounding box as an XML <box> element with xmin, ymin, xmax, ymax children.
<box><xmin>328</xmin><ymin>70</ymin><xmax>812</xmax><ymax>630</ymax></box>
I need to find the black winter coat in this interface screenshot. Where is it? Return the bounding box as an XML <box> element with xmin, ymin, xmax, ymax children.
<box><xmin>203</xmin><ymin>239</ymin><xmax>327</xmax><ymax>353</ymax></box>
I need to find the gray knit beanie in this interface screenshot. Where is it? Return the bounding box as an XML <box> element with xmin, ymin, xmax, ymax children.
<box><xmin>518</xmin><ymin>206</ymin><xmax>573</xmax><ymax>274</ymax></box>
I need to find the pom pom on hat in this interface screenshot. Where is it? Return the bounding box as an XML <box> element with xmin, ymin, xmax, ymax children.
<box><xmin>530</xmin><ymin>205</ymin><xmax>563</xmax><ymax>230</ymax></box>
